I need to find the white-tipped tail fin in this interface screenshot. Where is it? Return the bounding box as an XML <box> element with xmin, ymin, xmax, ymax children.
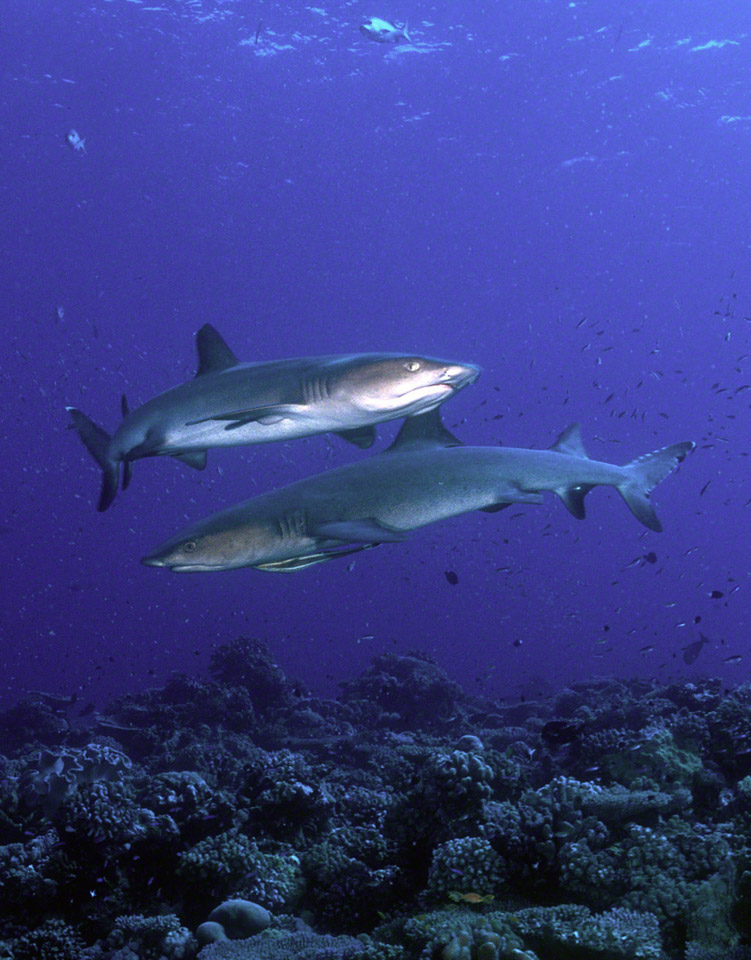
<box><xmin>618</xmin><ymin>441</ymin><xmax>695</xmax><ymax>531</ymax></box>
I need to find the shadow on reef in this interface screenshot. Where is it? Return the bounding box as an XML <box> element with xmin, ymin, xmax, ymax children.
<box><xmin>0</xmin><ymin>637</ymin><xmax>751</xmax><ymax>960</ymax></box>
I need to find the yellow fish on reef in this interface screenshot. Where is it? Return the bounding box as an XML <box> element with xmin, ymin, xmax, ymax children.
<box><xmin>447</xmin><ymin>891</ymin><xmax>495</xmax><ymax>905</ymax></box>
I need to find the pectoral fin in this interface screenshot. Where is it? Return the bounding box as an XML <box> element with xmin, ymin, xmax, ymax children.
<box><xmin>255</xmin><ymin>543</ymin><xmax>379</xmax><ymax>572</ymax></box>
<box><xmin>336</xmin><ymin>425</ymin><xmax>377</xmax><ymax>449</ymax></box>
<box><xmin>186</xmin><ymin>403</ymin><xmax>306</xmax><ymax>430</ymax></box>
<box><xmin>174</xmin><ymin>450</ymin><xmax>208</xmax><ymax>470</ymax></box>
<box><xmin>313</xmin><ymin>518</ymin><xmax>409</xmax><ymax>544</ymax></box>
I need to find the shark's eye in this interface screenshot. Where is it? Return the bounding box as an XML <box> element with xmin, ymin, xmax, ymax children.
<box><xmin>183</xmin><ymin>541</ymin><xmax>197</xmax><ymax>553</ymax></box>
<box><xmin>404</xmin><ymin>360</ymin><xmax>421</xmax><ymax>372</ymax></box>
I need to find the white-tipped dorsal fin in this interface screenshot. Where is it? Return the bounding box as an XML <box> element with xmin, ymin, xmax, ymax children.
<box><xmin>387</xmin><ymin>407</ymin><xmax>464</xmax><ymax>453</ymax></box>
<box><xmin>549</xmin><ymin>423</ymin><xmax>588</xmax><ymax>458</ymax></box>
<box><xmin>195</xmin><ymin>324</ymin><xmax>239</xmax><ymax>377</ymax></box>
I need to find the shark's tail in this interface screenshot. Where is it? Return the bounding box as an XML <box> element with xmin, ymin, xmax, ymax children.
<box><xmin>617</xmin><ymin>440</ymin><xmax>695</xmax><ymax>531</ymax></box>
<box><xmin>402</xmin><ymin>19</ymin><xmax>411</xmax><ymax>42</ymax></box>
<box><xmin>66</xmin><ymin>407</ymin><xmax>119</xmax><ymax>512</ymax></box>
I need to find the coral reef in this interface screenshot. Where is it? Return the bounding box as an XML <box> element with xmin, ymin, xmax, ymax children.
<box><xmin>0</xmin><ymin>639</ymin><xmax>750</xmax><ymax>959</ymax></box>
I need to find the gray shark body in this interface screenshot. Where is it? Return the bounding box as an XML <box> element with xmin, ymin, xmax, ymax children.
<box><xmin>142</xmin><ymin>410</ymin><xmax>694</xmax><ymax>573</ymax></box>
<box><xmin>67</xmin><ymin>324</ymin><xmax>479</xmax><ymax>511</ymax></box>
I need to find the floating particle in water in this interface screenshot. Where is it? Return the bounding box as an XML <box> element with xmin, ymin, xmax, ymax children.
<box><xmin>444</xmin><ymin>570</ymin><xmax>458</xmax><ymax>585</ymax></box>
<box><xmin>710</xmin><ymin>590</ymin><xmax>724</xmax><ymax>599</ymax></box>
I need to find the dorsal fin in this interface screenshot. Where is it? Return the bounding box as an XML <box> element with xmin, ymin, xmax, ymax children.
<box><xmin>195</xmin><ymin>324</ymin><xmax>239</xmax><ymax>377</ymax></box>
<box><xmin>121</xmin><ymin>395</ymin><xmax>130</xmax><ymax>418</ymax></box>
<box><xmin>387</xmin><ymin>407</ymin><xmax>463</xmax><ymax>453</ymax></box>
<box><xmin>549</xmin><ymin>423</ymin><xmax>588</xmax><ymax>459</ymax></box>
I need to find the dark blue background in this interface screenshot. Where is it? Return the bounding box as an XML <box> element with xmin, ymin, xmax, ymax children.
<box><xmin>2</xmin><ymin>0</ymin><xmax>749</xmax><ymax>707</ymax></box>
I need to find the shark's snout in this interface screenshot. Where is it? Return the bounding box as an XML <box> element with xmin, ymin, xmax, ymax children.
<box><xmin>141</xmin><ymin>551</ymin><xmax>166</xmax><ymax>568</ymax></box>
<box><xmin>444</xmin><ymin>363</ymin><xmax>480</xmax><ymax>388</ymax></box>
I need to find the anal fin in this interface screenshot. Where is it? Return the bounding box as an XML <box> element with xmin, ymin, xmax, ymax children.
<box><xmin>127</xmin><ymin>429</ymin><xmax>166</xmax><ymax>459</ymax></box>
<box><xmin>556</xmin><ymin>484</ymin><xmax>594</xmax><ymax>520</ymax></box>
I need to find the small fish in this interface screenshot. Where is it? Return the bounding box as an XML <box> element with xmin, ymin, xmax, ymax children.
<box><xmin>447</xmin><ymin>891</ymin><xmax>494</xmax><ymax>905</ymax></box>
<box><xmin>359</xmin><ymin>16</ymin><xmax>411</xmax><ymax>43</ymax></box>
<box><xmin>56</xmin><ymin>306</ymin><xmax>65</xmax><ymax>321</ymax></box>
<box><xmin>66</xmin><ymin>129</ymin><xmax>86</xmax><ymax>154</ymax></box>
<box><xmin>445</xmin><ymin>570</ymin><xmax>458</xmax><ymax>585</ymax></box>
<box><xmin>710</xmin><ymin>590</ymin><xmax>724</xmax><ymax>599</ymax></box>
<box><xmin>724</xmin><ymin>654</ymin><xmax>742</xmax><ymax>664</ymax></box>
<box><xmin>682</xmin><ymin>633</ymin><xmax>710</xmax><ymax>665</ymax></box>
<box><xmin>541</xmin><ymin>719</ymin><xmax>584</xmax><ymax>746</ymax></box>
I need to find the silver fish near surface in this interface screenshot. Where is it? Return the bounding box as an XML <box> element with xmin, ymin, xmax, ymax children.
<box><xmin>142</xmin><ymin>408</ymin><xmax>695</xmax><ymax>574</ymax></box>
<box><xmin>65</xmin><ymin>129</ymin><xmax>86</xmax><ymax>153</ymax></box>
<box><xmin>359</xmin><ymin>17</ymin><xmax>411</xmax><ymax>43</ymax></box>
<box><xmin>67</xmin><ymin>324</ymin><xmax>479</xmax><ymax>511</ymax></box>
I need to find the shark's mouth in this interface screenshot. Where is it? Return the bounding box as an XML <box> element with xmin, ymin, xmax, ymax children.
<box><xmin>142</xmin><ymin>559</ymin><xmax>225</xmax><ymax>572</ymax></box>
<box><xmin>396</xmin><ymin>383</ymin><xmax>455</xmax><ymax>408</ymax></box>
<box><xmin>397</xmin><ymin>367</ymin><xmax>479</xmax><ymax>405</ymax></box>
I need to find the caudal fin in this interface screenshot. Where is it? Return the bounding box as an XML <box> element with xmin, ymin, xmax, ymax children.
<box><xmin>618</xmin><ymin>441</ymin><xmax>695</xmax><ymax>532</ymax></box>
<box><xmin>66</xmin><ymin>407</ymin><xmax>119</xmax><ymax>511</ymax></box>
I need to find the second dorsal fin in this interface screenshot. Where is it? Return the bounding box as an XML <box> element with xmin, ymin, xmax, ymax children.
<box><xmin>387</xmin><ymin>407</ymin><xmax>463</xmax><ymax>453</ymax></box>
<box><xmin>548</xmin><ymin>423</ymin><xmax>588</xmax><ymax>459</ymax></box>
<box><xmin>195</xmin><ymin>324</ymin><xmax>239</xmax><ymax>377</ymax></box>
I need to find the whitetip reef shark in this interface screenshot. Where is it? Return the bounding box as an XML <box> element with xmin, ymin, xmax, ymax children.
<box><xmin>142</xmin><ymin>408</ymin><xmax>695</xmax><ymax>574</ymax></box>
<box><xmin>66</xmin><ymin>324</ymin><xmax>479</xmax><ymax>511</ymax></box>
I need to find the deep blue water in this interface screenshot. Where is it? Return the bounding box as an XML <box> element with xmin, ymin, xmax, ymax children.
<box><xmin>2</xmin><ymin>0</ymin><xmax>750</xmax><ymax>708</ymax></box>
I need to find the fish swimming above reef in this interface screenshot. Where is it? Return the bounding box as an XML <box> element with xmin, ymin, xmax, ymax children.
<box><xmin>360</xmin><ymin>16</ymin><xmax>411</xmax><ymax>43</ymax></box>
<box><xmin>67</xmin><ymin>324</ymin><xmax>479</xmax><ymax>512</ymax></box>
<box><xmin>682</xmin><ymin>633</ymin><xmax>710</xmax><ymax>665</ymax></box>
<box><xmin>142</xmin><ymin>408</ymin><xmax>694</xmax><ymax>574</ymax></box>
